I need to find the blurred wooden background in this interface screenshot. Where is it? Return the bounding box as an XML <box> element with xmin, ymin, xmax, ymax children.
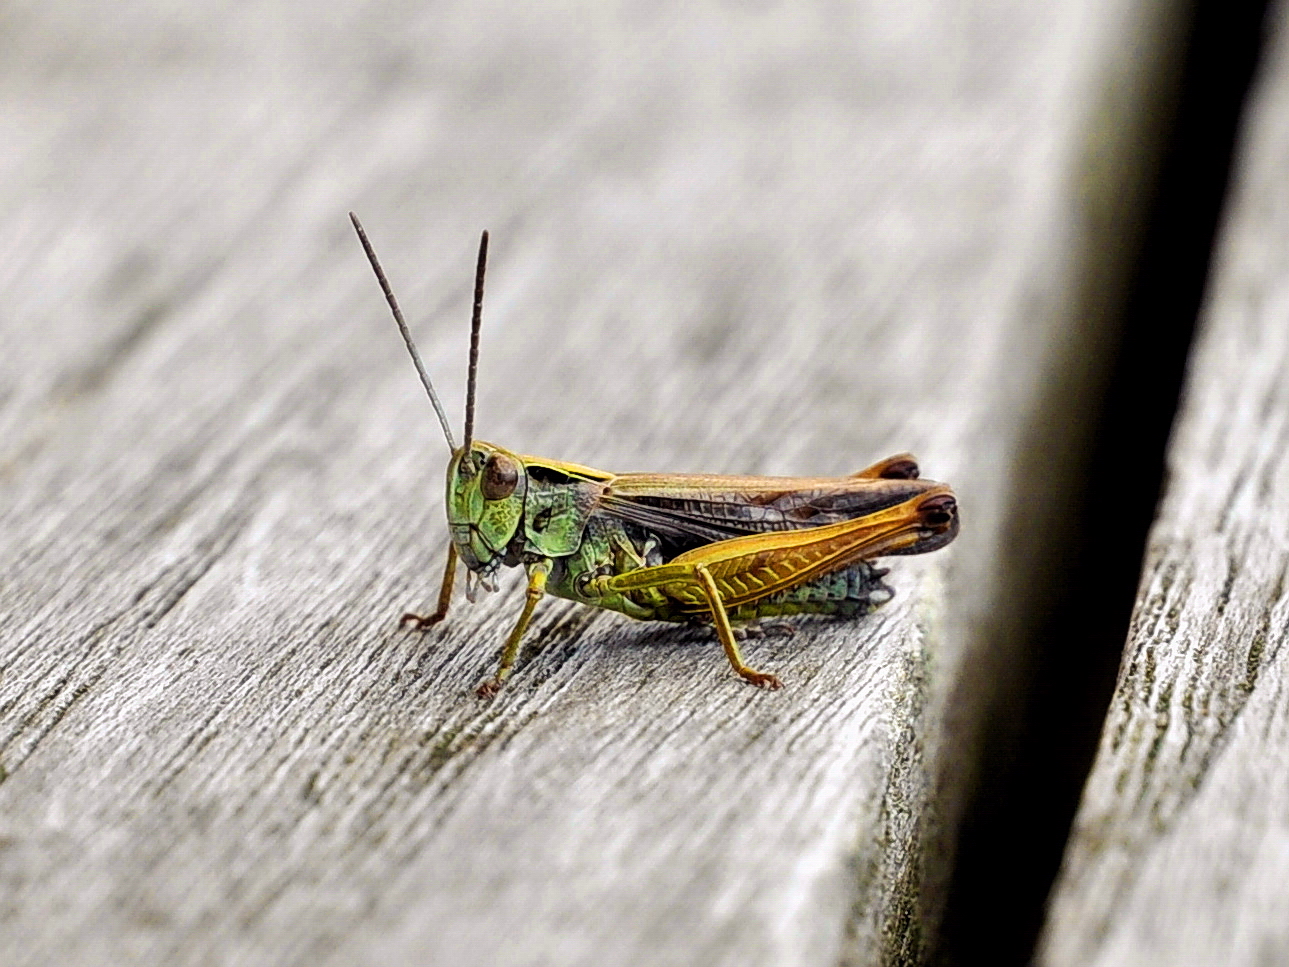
<box><xmin>0</xmin><ymin>1</ymin><xmax>1283</xmax><ymax>965</ymax></box>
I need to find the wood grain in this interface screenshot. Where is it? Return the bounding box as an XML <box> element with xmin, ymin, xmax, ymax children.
<box><xmin>0</xmin><ymin>2</ymin><xmax>1187</xmax><ymax>964</ymax></box>
<box><xmin>1039</xmin><ymin>5</ymin><xmax>1289</xmax><ymax>965</ymax></box>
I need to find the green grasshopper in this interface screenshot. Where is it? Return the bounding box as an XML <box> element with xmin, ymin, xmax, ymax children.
<box><xmin>350</xmin><ymin>214</ymin><xmax>959</xmax><ymax>696</ymax></box>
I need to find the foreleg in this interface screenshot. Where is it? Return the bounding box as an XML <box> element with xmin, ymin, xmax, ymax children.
<box><xmin>400</xmin><ymin>545</ymin><xmax>457</xmax><ymax>630</ymax></box>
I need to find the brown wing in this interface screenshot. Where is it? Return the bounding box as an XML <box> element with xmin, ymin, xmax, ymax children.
<box><xmin>598</xmin><ymin>470</ymin><xmax>950</xmax><ymax>556</ymax></box>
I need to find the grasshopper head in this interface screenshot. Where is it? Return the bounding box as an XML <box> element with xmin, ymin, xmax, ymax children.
<box><xmin>446</xmin><ymin>441</ymin><xmax>527</xmax><ymax>579</ymax></box>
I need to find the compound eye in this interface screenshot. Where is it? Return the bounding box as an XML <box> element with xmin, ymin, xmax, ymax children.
<box><xmin>481</xmin><ymin>453</ymin><xmax>519</xmax><ymax>501</ymax></box>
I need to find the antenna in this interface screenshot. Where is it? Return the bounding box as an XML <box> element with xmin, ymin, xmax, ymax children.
<box><xmin>349</xmin><ymin>212</ymin><xmax>458</xmax><ymax>452</ymax></box>
<box><xmin>462</xmin><ymin>229</ymin><xmax>489</xmax><ymax>454</ymax></box>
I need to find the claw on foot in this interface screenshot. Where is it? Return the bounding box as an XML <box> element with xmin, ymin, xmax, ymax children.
<box><xmin>475</xmin><ymin>678</ymin><xmax>503</xmax><ymax>700</ymax></box>
<box><xmin>400</xmin><ymin>611</ymin><xmax>445</xmax><ymax>632</ymax></box>
<box><xmin>740</xmin><ymin>670</ymin><xmax>783</xmax><ymax>690</ymax></box>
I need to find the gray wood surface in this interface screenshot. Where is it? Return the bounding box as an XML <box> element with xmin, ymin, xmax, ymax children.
<box><xmin>1038</xmin><ymin>6</ymin><xmax>1289</xmax><ymax>965</ymax></box>
<box><xmin>0</xmin><ymin>3</ymin><xmax>1187</xmax><ymax>965</ymax></box>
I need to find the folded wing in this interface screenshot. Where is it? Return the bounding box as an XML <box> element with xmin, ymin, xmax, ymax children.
<box><xmin>599</xmin><ymin>470</ymin><xmax>948</xmax><ymax>559</ymax></box>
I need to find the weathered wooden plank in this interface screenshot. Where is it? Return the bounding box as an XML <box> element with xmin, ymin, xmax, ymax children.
<box><xmin>0</xmin><ymin>2</ymin><xmax>1186</xmax><ymax>965</ymax></box>
<box><xmin>1039</xmin><ymin>5</ymin><xmax>1289</xmax><ymax>964</ymax></box>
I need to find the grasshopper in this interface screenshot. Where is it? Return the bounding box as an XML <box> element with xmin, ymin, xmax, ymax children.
<box><xmin>350</xmin><ymin>214</ymin><xmax>959</xmax><ymax>696</ymax></box>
